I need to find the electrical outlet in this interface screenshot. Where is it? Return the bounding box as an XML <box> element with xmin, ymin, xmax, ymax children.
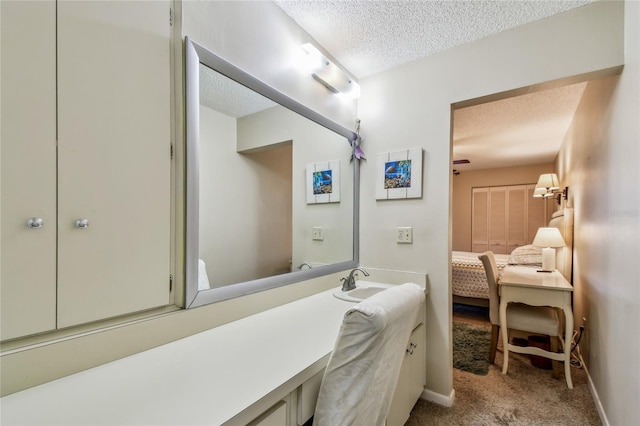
<box><xmin>396</xmin><ymin>227</ymin><xmax>413</xmax><ymax>244</ymax></box>
<box><xmin>312</xmin><ymin>226</ymin><xmax>324</xmax><ymax>241</ymax></box>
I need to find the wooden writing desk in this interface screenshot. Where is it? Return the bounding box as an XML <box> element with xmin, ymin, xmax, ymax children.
<box><xmin>499</xmin><ymin>265</ymin><xmax>574</xmax><ymax>389</ymax></box>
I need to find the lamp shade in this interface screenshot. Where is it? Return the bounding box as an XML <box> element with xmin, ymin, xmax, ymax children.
<box><xmin>533</xmin><ymin>187</ymin><xmax>554</xmax><ymax>198</ymax></box>
<box><xmin>535</xmin><ymin>173</ymin><xmax>560</xmax><ymax>191</ymax></box>
<box><xmin>532</xmin><ymin>227</ymin><xmax>566</xmax><ymax>248</ymax></box>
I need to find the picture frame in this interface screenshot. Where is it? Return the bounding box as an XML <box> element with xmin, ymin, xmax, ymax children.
<box><xmin>376</xmin><ymin>147</ymin><xmax>423</xmax><ymax>200</ymax></box>
<box><xmin>306</xmin><ymin>160</ymin><xmax>341</xmax><ymax>204</ymax></box>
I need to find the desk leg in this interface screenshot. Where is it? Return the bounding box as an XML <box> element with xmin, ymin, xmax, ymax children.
<box><xmin>499</xmin><ymin>300</ymin><xmax>510</xmax><ymax>374</ymax></box>
<box><xmin>563</xmin><ymin>306</ymin><xmax>574</xmax><ymax>389</ymax></box>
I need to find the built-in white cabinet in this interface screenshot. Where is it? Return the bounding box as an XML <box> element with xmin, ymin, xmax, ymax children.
<box><xmin>1</xmin><ymin>0</ymin><xmax>171</xmax><ymax>340</ymax></box>
<box><xmin>472</xmin><ymin>184</ymin><xmax>548</xmax><ymax>254</ymax></box>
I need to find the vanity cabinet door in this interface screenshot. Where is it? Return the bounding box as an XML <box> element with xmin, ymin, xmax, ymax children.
<box><xmin>387</xmin><ymin>322</ymin><xmax>426</xmax><ymax>426</ymax></box>
<box><xmin>56</xmin><ymin>0</ymin><xmax>171</xmax><ymax>327</ymax></box>
<box><xmin>0</xmin><ymin>0</ymin><xmax>57</xmax><ymax>340</ymax></box>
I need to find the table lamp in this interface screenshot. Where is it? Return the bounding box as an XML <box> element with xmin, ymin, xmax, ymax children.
<box><xmin>532</xmin><ymin>227</ymin><xmax>566</xmax><ymax>272</ymax></box>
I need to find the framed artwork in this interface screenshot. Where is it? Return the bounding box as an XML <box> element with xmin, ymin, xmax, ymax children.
<box><xmin>376</xmin><ymin>147</ymin><xmax>423</xmax><ymax>200</ymax></box>
<box><xmin>306</xmin><ymin>160</ymin><xmax>341</xmax><ymax>204</ymax></box>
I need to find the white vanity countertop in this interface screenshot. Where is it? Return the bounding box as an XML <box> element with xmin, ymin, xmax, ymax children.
<box><xmin>0</xmin><ymin>288</ymin><xmax>357</xmax><ymax>425</ymax></box>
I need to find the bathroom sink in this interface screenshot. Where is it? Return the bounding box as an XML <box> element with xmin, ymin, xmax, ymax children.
<box><xmin>333</xmin><ymin>281</ymin><xmax>395</xmax><ymax>302</ymax></box>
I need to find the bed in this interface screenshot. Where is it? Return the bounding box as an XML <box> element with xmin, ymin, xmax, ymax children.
<box><xmin>452</xmin><ymin>208</ymin><xmax>574</xmax><ymax>306</ymax></box>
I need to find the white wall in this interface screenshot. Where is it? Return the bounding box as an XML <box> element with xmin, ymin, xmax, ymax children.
<box><xmin>199</xmin><ymin>106</ymin><xmax>292</xmax><ymax>286</ymax></box>
<box><xmin>358</xmin><ymin>1</ymin><xmax>624</xmax><ymax>399</ymax></box>
<box><xmin>556</xmin><ymin>2</ymin><xmax>640</xmax><ymax>423</ymax></box>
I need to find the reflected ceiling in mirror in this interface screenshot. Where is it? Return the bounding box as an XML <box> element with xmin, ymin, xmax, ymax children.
<box><xmin>185</xmin><ymin>37</ymin><xmax>359</xmax><ymax>309</ymax></box>
<box><xmin>199</xmin><ymin>63</ymin><xmax>276</xmax><ymax>117</ymax></box>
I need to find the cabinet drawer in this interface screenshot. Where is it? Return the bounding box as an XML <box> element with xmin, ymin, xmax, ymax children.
<box><xmin>249</xmin><ymin>401</ymin><xmax>288</xmax><ymax>426</ymax></box>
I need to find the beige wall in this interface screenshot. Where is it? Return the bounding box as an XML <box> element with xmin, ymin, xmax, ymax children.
<box><xmin>555</xmin><ymin>1</ymin><xmax>640</xmax><ymax>421</ymax></box>
<box><xmin>358</xmin><ymin>1</ymin><xmax>624</xmax><ymax>399</ymax></box>
<box><xmin>451</xmin><ymin>164</ymin><xmax>555</xmax><ymax>251</ymax></box>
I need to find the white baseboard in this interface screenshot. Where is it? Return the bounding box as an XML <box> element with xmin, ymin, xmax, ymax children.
<box><xmin>420</xmin><ymin>388</ymin><xmax>455</xmax><ymax>407</ymax></box>
<box><xmin>580</xmin><ymin>354</ymin><xmax>610</xmax><ymax>426</ymax></box>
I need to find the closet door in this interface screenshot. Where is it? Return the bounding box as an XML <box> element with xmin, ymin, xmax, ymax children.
<box><xmin>1</xmin><ymin>0</ymin><xmax>57</xmax><ymax>340</ymax></box>
<box><xmin>57</xmin><ymin>1</ymin><xmax>171</xmax><ymax>327</ymax></box>
<box><xmin>471</xmin><ymin>188</ymin><xmax>489</xmax><ymax>252</ymax></box>
<box><xmin>488</xmin><ymin>187</ymin><xmax>507</xmax><ymax>254</ymax></box>
<box><xmin>507</xmin><ymin>186</ymin><xmax>527</xmax><ymax>253</ymax></box>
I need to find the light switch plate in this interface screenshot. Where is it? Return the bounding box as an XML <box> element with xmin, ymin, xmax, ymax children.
<box><xmin>396</xmin><ymin>227</ymin><xmax>413</xmax><ymax>244</ymax></box>
<box><xmin>312</xmin><ymin>226</ymin><xmax>324</xmax><ymax>241</ymax></box>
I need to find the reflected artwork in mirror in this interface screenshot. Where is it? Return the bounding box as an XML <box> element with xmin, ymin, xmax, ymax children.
<box><xmin>185</xmin><ymin>37</ymin><xmax>359</xmax><ymax>308</ymax></box>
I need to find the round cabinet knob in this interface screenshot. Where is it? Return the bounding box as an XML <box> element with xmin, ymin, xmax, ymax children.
<box><xmin>27</xmin><ymin>217</ymin><xmax>44</xmax><ymax>229</ymax></box>
<box><xmin>75</xmin><ymin>218</ymin><xmax>90</xmax><ymax>229</ymax></box>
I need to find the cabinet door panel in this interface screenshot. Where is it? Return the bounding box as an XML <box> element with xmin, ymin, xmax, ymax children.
<box><xmin>471</xmin><ymin>188</ymin><xmax>489</xmax><ymax>252</ymax></box>
<box><xmin>387</xmin><ymin>323</ymin><xmax>425</xmax><ymax>426</ymax></box>
<box><xmin>488</xmin><ymin>187</ymin><xmax>507</xmax><ymax>254</ymax></box>
<box><xmin>1</xmin><ymin>0</ymin><xmax>57</xmax><ymax>340</ymax></box>
<box><xmin>57</xmin><ymin>1</ymin><xmax>171</xmax><ymax>327</ymax></box>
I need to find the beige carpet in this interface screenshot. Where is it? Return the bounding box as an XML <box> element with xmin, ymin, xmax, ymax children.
<box><xmin>406</xmin><ymin>327</ymin><xmax>601</xmax><ymax>425</ymax></box>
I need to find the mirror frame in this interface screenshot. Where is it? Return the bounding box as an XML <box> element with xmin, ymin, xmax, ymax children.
<box><xmin>185</xmin><ymin>37</ymin><xmax>360</xmax><ymax>309</ymax></box>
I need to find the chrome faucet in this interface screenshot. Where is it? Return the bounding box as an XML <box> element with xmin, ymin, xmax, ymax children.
<box><xmin>340</xmin><ymin>267</ymin><xmax>370</xmax><ymax>291</ymax></box>
<box><xmin>298</xmin><ymin>262</ymin><xmax>312</xmax><ymax>270</ymax></box>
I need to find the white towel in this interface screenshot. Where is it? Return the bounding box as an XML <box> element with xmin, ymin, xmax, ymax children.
<box><xmin>198</xmin><ymin>259</ymin><xmax>211</xmax><ymax>290</ymax></box>
<box><xmin>313</xmin><ymin>283</ymin><xmax>425</xmax><ymax>426</ymax></box>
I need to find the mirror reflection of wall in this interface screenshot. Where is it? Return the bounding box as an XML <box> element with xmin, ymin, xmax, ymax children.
<box><xmin>197</xmin><ymin>62</ymin><xmax>353</xmax><ymax>291</ymax></box>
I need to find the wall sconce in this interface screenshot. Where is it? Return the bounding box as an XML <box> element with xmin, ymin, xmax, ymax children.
<box><xmin>299</xmin><ymin>43</ymin><xmax>360</xmax><ymax>100</ymax></box>
<box><xmin>532</xmin><ymin>227</ymin><xmax>566</xmax><ymax>272</ymax></box>
<box><xmin>533</xmin><ymin>173</ymin><xmax>568</xmax><ymax>204</ymax></box>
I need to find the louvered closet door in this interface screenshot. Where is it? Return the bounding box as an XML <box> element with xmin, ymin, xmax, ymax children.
<box><xmin>507</xmin><ymin>186</ymin><xmax>527</xmax><ymax>253</ymax></box>
<box><xmin>488</xmin><ymin>187</ymin><xmax>507</xmax><ymax>254</ymax></box>
<box><xmin>471</xmin><ymin>188</ymin><xmax>489</xmax><ymax>252</ymax></box>
<box><xmin>57</xmin><ymin>1</ymin><xmax>171</xmax><ymax>327</ymax></box>
<box><xmin>0</xmin><ymin>0</ymin><xmax>57</xmax><ymax>340</ymax></box>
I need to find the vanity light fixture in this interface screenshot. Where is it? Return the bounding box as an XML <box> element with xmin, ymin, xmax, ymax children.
<box><xmin>532</xmin><ymin>227</ymin><xmax>566</xmax><ymax>272</ymax></box>
<box><xmin>532</xmin><ymin>173</ymin><xmax>568</xmax><ymax>204</ymax></box>
<box><xmin>300</xmin><ymin>43</ymin><xmax>360</xmax><ymax>100</ymax></box>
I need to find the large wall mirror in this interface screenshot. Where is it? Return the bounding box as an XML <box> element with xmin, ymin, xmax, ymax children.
<box><xmin>185</xmin><ymin>37</ymin><xmax>360</xmax><ymax>308</ymax></box>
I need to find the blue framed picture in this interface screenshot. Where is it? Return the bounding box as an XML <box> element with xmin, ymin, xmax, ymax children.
<box><xmin>376</xmin><ymin>148</ymin><xmax>423</xmax><ymax>199</ymax></box>
<box><xmin>313</xmin><ymin>169</ymin><xmax>333</xmax><ymax>195</ymax></box>
<box><xmin>384</xmin><ymin>160</ymin><xmax>412</xmax><ymax>189</ymax></box>
<box><xmin>307</xmin><ymin>160</ymin><xmax>341</xmax><ymax>204</ymax></box>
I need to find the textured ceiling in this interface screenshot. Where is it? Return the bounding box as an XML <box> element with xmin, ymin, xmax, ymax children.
<box><xmin>275</xmin><ymin>0</ymin><xmax>593</xmax><ymax>79</ymax></box>
<box><xmin>274</xmin><ymin>0</ymin><xmax>594</xmax><ymax>171</ymax></box>
<box><xmin>452</xmin><ymin>82</ymin><xmax>587</xmax><ymax>171</ymax></box>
